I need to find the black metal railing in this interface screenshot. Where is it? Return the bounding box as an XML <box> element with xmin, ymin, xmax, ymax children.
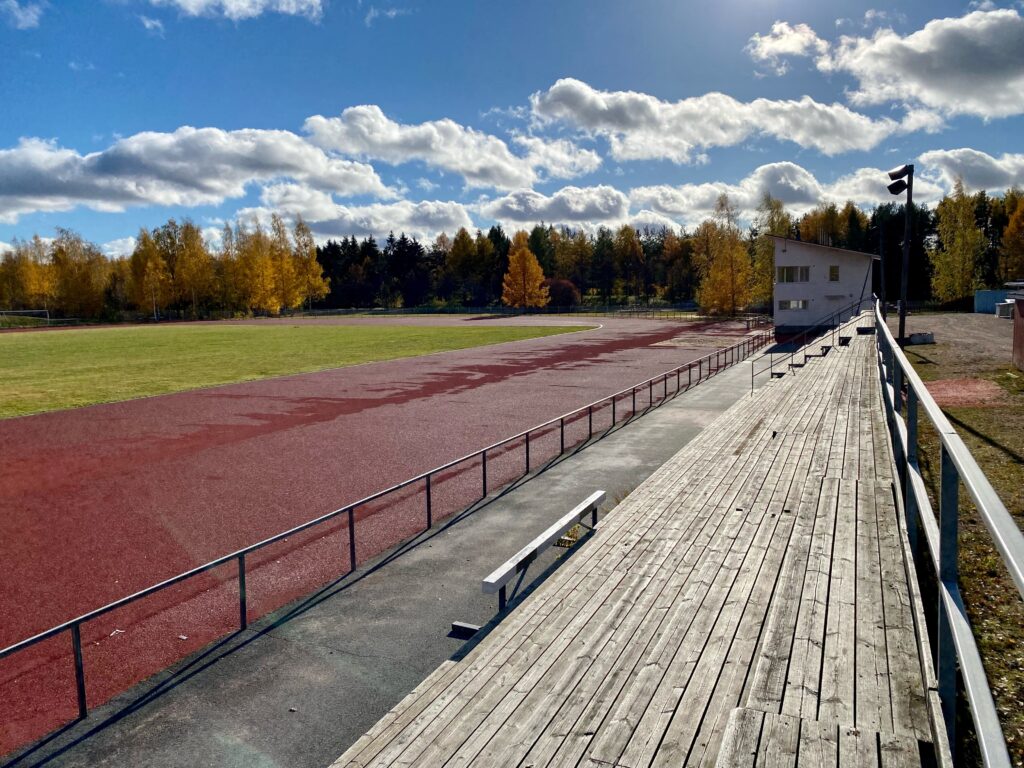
<box><xmin>0</xmin><ymin>328</ymin><xmax>772</xmax><ymax>731</ymax></box>
<box><xmin>750</xmin><ymin>297</ymin><xmax>871</xmax><ymax>391</ymax></box>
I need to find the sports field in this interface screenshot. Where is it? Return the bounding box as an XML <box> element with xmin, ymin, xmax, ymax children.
<box><xmin>0</xmin><ymin>323</ymin><xmax>586</xmax><ymax>418</ymax></box>
<box><xmin>0</xmin><ymin>315</ymin><xmax>757</xmax><ymax>757</ymax></box>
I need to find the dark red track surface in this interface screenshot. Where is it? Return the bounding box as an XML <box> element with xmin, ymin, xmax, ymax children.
<box><xmin>0</xmin><ymin>316</ymin><xmax>749</xmax><ymax>754</ymax></box>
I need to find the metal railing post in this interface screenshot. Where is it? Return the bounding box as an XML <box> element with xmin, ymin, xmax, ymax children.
<box><xmin>905</xmin><ymin>390</ymin><xmax>918</xmax><ymax>556</ymax></box>
<box><xmin>632</xmin><ymin>387</ymin><xmax>636</xmax><ymax>416</ymax></box>
<box><xmin>663</xmin><ymin>374</ymin><xmax>667</xmax><ymax>400</ymax></box>
<box><xmin>588</xmin><ymin>405</ymin><xmax>593</xmax><ymax>439</ymax></box>
<box><xmin>237</xmin><ymin>553</ymin><xmax>247</xmax><ymax>630</ymax></box>
<box><xmin>649</xmin><ymin>378</ymin><xmax>653</xmax><ymax>407</ymax></box>
<box><xmin>482</xmin><ymin>449</ymin><xmax>488</xmax><ymax>496</ymax></box>
<box><xmin>425</xmin><ymin>473</ymin><xmax>432</xmax><ymax>529</ymax></box>
<box><xmin>71</xmin><ymin>623</ymin><xmax>87</xmax><ymax>719</ymax></box>
<box><xmin>525</xmin><ymin>432</ymin><xmax>530</xmax><ymax>473</ymax></box>
<box><xmin>937</xmin><ymin>444</ymin><xmax>960</xmax><ymax>747</ymax></box>
<box><xmin>612</xmin><ymin>395</ymin><xmax>616</xmax><ymax>425</ymax></box>
<box><xmin>893</xmin><ymin>360</ymin><xmax>903</xmax><ymax>415</ymax></box>
<box><xmin>559</xmin><ymin>418</ymin><xmax>565</xmax><ymax>454</ymax></box>
<box><xmin>347</xmin><ymin>507</ymin><xmax>357</xmax><ymax>572</ymax></box>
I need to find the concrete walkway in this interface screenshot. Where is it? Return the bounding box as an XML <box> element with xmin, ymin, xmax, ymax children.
<box><xmin>3</xmin><ymin>356</ymin><xmax>766</xmax><ymax>768</ymax></box>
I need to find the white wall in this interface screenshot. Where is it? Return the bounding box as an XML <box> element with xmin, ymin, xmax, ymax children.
<box><xmin>773</xmin><ymin>239</ymin><xmax>874</xmax><ymax>329</ymax></box>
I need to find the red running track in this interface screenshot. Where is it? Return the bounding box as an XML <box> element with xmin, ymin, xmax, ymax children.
<box><xmin>0</xmin><ymin>315</ymin><xmax>749</xmax><ymax>754</ymax></box>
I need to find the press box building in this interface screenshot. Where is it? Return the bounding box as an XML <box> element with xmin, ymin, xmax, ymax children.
<box><xmin>769</xmin><ymin>236</ymin><xmax>878</xmax><ymax>334</ymax></box>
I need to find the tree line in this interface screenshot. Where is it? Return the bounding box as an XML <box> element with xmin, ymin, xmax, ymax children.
<box><xmin>2</xmin><ymin>183</ymin><xmax>1022</xmax><ymax>321</ymax></box>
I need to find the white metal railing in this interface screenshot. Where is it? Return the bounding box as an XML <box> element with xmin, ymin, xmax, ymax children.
<box><xmin>874</xmin><ymin>299</ymin><xmax>1024</xmax><ymax>767</ymax></box>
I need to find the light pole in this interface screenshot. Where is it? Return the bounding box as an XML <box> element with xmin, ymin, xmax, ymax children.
<box><xmin>887</xmin><ymin>163</ymin><xmax>914</xmax><ymax>347</ymax></box>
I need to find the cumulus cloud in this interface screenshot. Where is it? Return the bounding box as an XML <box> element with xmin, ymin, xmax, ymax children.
<box><xmin>480</xmin><ymin>185</ymin><xmax>630</xmax><ymax>226</ymax></box>
<box><xmin>0</xmin><ymin>128</ymin><xmax>390</xmax><ymax>224</ymax></box>
<box><xmin>147</xmin><ymin>0</ymin><xmax>322</xmax><ymax>21</ymax></box>
<box><xmin>530</xmin><ymin>78</ymin><xmax>903</xmax><ymax>163</ymax></box>
<box><xmin>918</xmin><ymin>147</ymin><xmax>1024</xmax><ymax>192</ymax></box>
<box><xmin>628</xmin><ymin>160</ymin><xmax>946</xmax><ymax>226</ymax></box>
<box><xmin>100</xmin><ymin>236</ymin><xmax>137</xmax><ymax>258</ymax></box>
<box><xmin>821</xmin><ymin>9</ymin><xmax>1024</xmax><ymax>118</ymax></box>
<box><xmin>0</xmin><ymin>241</ymin><xmax>12</xmax><ymax>253</ymax></box>
<box><xmin>238</xmin><ymin>183</ymin><xmax>473</xmax><ymax>241</ymax></box>
<box><xmin>1</xmin><ymin>0</ymin><xmax>43</xmax><ymax>29</ymax></box>
<box><xmin>746</xmin><ymin>21</ymin><xmax>829</xmax><ymax>75</ymax></box>
<box><xmin>305</xmin><ymin>105</ymin><xmax>599</xmax><ymax>190</ymax></box>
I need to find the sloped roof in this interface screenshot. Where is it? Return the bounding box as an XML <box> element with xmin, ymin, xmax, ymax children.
<box><xmin>769</xmin><ymin>235</ymin><xmax>880</xmax><ymax>261</ymax></box>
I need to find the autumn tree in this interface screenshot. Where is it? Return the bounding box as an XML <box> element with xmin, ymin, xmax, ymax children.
<box><xmin>1000</xmin><ymin>193</ymin><xmax>1024</xmax><ymax>282</ymax></box>
<box><xmin>695</xmin><ymin>194</ymin><xmax>753</xmax><ymax>315</ymax></box>
<box><xmin>751</xmin><ymin>193</ymin><xmax>793</xmax><ymax>307</ymax></box>
<box><xmin>502</xmin><ymin>231</ymin><xmax>549</xmax><ymax>309</ymax></box>
<box><xmin>931</xmin><ymin>178</ymin><xmax>985</xmax><ymax>302</ymax></box>
<box><xmin>130</xmin><ymin>229</ymin><xmax>172</xmax><ymax>319</ymax></box>
<box><xmin>293</xmin><ymin>216</ymin><xmax>328</xmax><ymax>308</ymax></box>
<box><xmin>236</xmin><ymin>221</ymin><xmax>279</xmax><ymax>314</ymax></box>
<box><xmin>175</xmin><ymin>221</ymin><xmax>215</xmax><ymax>317</ymax></box>
<box><xmin>614</xmin><ymin>225</ymin><xmax>645</xmax><ymax>300</ymax></box>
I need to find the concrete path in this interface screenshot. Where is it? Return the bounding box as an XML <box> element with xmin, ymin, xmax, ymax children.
<box><xmin>3</xmin><ymin>355</ymin><xmax>765</xmax><ymax>768</ymax></box>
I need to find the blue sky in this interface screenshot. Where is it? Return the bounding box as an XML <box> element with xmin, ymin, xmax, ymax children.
<box><xmin>2</xmin><ymin>0</ymin><xmax>1023</xmax><ymax>254</ymax></box>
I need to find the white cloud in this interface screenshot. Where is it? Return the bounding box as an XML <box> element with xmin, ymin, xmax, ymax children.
<box><xmin>416</xmin><ymin>177</ymin><xmax>438</xmax><ymax>192</ymax></box>
<box><xmin>239</xmin><ymin>183</ymin><xmax>473</xmax><ymax>241</ymax></box>
<box><xmin>0</xmin><ymin>128</ymin><xmax>391</xmax><ymax>224</ymax></box>
<box><xmin>101</xmin><ymin>236</ymin><xmax>137</xmax><ymax>257</ymax></box>
<box><xmin>147</xmin><ymin>0</ymin><xmax>322</xmax><ymax>21</ymax></box>
<box><xmin>821</xmin><ymin>9</ymin><xmax>1024</xmax><ymax>118</ymax></box>
<box><xmin>1</xmin><ymin>0</ymin><xmax>43</xmax><ymax>29</ymax></box>
<box><xmin>746</xmin><ymin>21</ymin><xmax>829</xmax><ymax>75</ymax></box>
<box><xmin>0</xmin><ymin>241</ymin><xmax>12</xmax><ymax>253</ymax></box>
<box><xmin>139</xmin><ymin>15</ymin><xmax>165</xmax><ymax>35</ymax></box>
<box><xmin>364</xmin><ymin>6</ymin><xmax>410</xmax><ymax>27</ymax></box>
<box><xmin>918</xmin><ymin>147</ymin><xmax>1024</xmax><ymax>192</ymax></box>
<box><xmin>628</xmin><ymin>160</ymin><xmax>946</xmax><ymax>226</ymax></box>
<box><xmin>305</xmin><ymin>105</ymin><xmax>599</xmax><ymax>190</ymax></box>
<box><xmin>530</xmin><ymin>78</ymin><xmax>903</xmax><ymax>163</ymax></box>
<box><xmin>480</xmin><ymin>185</ymin><xmax>630</xmax><ymax>226</ymax></box>
<box><xmin>512</xmin><ymin>135</ymin><xmax>602</xmax><ymax>180</ymax></box>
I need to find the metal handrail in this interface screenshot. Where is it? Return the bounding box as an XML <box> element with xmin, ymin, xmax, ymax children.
<box><xmin>749</xmin><ymin>297</ymin><xmax>870</xmax><ymax>390</ymax></box>
<box><xmin>874</xmin><ymin>298</ymin><xmax>1024</xmax><ymax>767</ymax></box>
<box><xmin>0</xmin><ymin>326</ymin><xmax>773</xmax><ymax>727</ymax></box>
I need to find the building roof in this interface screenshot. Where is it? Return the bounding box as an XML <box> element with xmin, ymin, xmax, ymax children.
<box><xmin>768</xmin><ymin>235</ymin><xmax>880</xmax><ymax>261</ymax></box>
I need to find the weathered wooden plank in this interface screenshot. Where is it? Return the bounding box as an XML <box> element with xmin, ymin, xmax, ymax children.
<box><xmin>855</xmin><ymin>479</ymin><xmax>893</xmax><ymax>733</ymax></box>
<box><xmin>817</xmin><ymin>480</ymin><xmax>857</xmax><ymax>727</ymax></box>
<box><xmin>781</xmin><ymin>477</ymin><xmax>840</xmax><ymax>721</ymax></box>
<box><xmin>714</xmin><ymin>708</ymin><xmax>764</xmax><ymax>768</ymax></box>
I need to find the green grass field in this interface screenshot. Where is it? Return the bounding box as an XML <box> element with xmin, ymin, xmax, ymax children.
<box><xmin>0</xmin><ymin>322</ymin><xmax>587</xmax><ymax>418</ymax></box>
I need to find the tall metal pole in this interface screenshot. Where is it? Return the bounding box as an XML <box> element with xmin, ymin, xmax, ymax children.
<box><xmin>898</xmin><ymin>165</ymin><xmax>914</xmax><ymax>347</ymax></box>
<box><xmin>879</xmin><ymin>226</ymin><xmax>887</xmax><ymax>319</ymax></box>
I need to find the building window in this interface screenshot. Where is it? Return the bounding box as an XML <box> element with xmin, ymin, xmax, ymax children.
<box><xmin>829</xmin><ymin>265</ymin><xmax>840</xmax><ymax>281</ymax></box>
<box><xmin>776</xmin><ymin>266</ymin><xmax>810</xmax><ymax>283</ymax></box>
<box><xmin>778</xmin><ymin>299</ymin><xmax>809</xmax><ymax>311</ymax></box>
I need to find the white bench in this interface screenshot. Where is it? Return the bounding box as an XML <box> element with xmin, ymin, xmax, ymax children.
<box><xmin>482</xmin><ymin>490</ymin><xmax>606</xmax><ymax>612</ymax></box>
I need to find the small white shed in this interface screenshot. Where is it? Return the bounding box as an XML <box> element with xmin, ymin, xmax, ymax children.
<box><xmin>769</xmin><ymin>236</ymin><xmax>877</xmax><ymax>333</ymax></box>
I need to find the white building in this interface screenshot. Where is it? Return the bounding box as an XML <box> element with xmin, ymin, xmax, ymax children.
<box><xmin>770</xmin><ymin>236</ymin><xmax>878</xmax><ymax>333</ymax></box>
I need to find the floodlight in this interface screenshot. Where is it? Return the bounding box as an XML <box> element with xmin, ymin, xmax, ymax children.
<box><xmin>887</xmin><ymin>163</ymin><xmax>912</xmax><ymax>181</ymax></box>
<box><xmin>887</xmin><ymin>179</ymin><xmax>909</xmax><ymax>196</ymax></box>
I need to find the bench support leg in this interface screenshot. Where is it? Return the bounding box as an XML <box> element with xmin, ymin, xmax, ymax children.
<box><xmin>498</xmin><ymin>585</ymin><xmax>507</xmax><ymax>613</ymax></box>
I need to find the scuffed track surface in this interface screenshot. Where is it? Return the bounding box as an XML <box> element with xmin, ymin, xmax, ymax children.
<box><xmin>0</xmin><ymin>316</ymin><xmax>747</xmax><ymax>755</ymax></box>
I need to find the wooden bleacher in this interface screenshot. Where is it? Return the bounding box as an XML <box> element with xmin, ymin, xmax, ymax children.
<box><xmin>331</xmin><ymin>315</ymin><xmax>946</xmax><ymax>768</ymax></box>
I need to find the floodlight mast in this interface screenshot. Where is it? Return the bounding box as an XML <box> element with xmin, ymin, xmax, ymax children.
<box><xmin>886</xmin><ymin>163</ymin><xmax>914</xmax><ymax>347</ymax></box>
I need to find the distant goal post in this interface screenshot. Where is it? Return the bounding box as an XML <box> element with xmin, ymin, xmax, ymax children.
<box><xmin>0</xmin><ymin>309</ymin><xmax>51</xmax><ymax>328</ymax></box>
